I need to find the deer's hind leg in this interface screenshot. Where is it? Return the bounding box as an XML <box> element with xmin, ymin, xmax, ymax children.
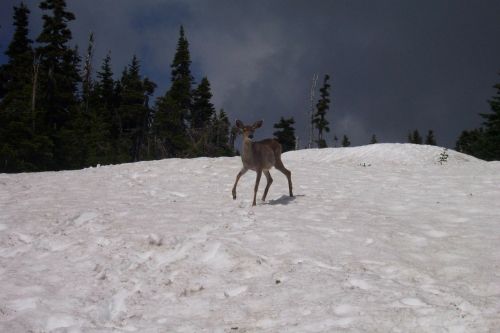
<box><xmin>262</xmin><ymin>170</ymin><xmax>273</xmax><ymax>201</ymax></box>
<box><xmin>275</xmin><ymin>159</ymin><xmax>293</xmax><ymax>197</ymax></box>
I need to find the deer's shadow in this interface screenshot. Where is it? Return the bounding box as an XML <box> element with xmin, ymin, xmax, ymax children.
<box><xmin>265</xmin><ymin>194</ymin><xmax>304</xmax><ymax>206</ymax></box>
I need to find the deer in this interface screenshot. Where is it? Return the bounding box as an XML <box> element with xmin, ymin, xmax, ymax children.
<box><xmin>232</xmin><ymin>120</ymin><xmax>293</xmax><ymax>206</ymax></box>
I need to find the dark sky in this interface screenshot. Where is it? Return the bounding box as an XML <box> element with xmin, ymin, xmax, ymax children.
<box><xmin>1</xmin><ymin>0</ymin><xmax>499</xmax><ymax>148</ymax></box>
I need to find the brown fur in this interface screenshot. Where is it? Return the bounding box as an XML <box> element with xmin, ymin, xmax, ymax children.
<box><xmin>232</xmin><ymin>120</ymin><xmax>293</xmax><ymax>206</ymax></box>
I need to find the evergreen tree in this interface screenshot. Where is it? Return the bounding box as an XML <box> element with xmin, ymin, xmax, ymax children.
<box><xmin>0</xmin><ymin>3</ymin><xmax>45</xmax><ymax>172</ymax></box>
<box><xmin>455</xmin><ymin>128</ymin><xmax>485</xmax><ymax>156</ymax></box>
<box><xmin>370</xmin><ymin>134</ymin><xmax>378</xmax><ymax>144</ymax></box>
<box><xmin>153</xmin><ymin>26</ymin><xmax>192</xmax><ymax>158</ymax></box>
<box><xmin>313</xmin><ymin>74</ymin><xmax>331</xmax><ymax>148</ymax></box>
<box><xmin>478</xmin><ymin>74</ymin><xmax>500</xmax><ymax>160</ymax></box>
<box><xmin>81</xmin><ymin>51</ymin><xmax>120</xmax><ymax>166</ymax></box>
<box><xmin>191</xmin><ymin>77</ymin><xmax>215</xmax><ymax>130</ymax></box>
<box><xmin>170</xmin><ymin>26</ymin><xmax>194</xmax><ymax>116</ymax></box>
<box><xmin>425</xmin><ymin>130</ymin><xmax>437</xmax><ymax>145</ymax></box>
<box><xmin>189</xmin><ymin>77</ymin><xmax>216</xmax><ymax>156</ymax></box>
<box><xmin>36</xmin><ymin>0</ymin><xmax>82</xmax><ymax>169</ymax></box>
<box><xmin>1</xmin><ymin>3</ymin><xmax>33</xmax><ymax>101</ymax></box>
<box><xmin>210</xmin><ymin>109</ymin><xmax>233</xmax><ymax>156</ymax></box>
<box><xmin>0</xmin><ymin>3</ymin><xmax>33</xmax><ymax>172</ymax></box>
<box><xmin>95</xmin><ymin>52</ymin><xmax>118</xmax><ymax>135</ymax></box>
<box><xmin>408</xmin><ymin>129</ymin><xmax>423</xmax><ymax>144</ymax></box>
<box><xmin>414</xmin><ymin>130</ymin><xmax>423</xmax><ymax>144</ymax></box>
<box><xmin>342</xmin><ymin>134</ymin><xmax>351</xmax><ymax>147</ymax></box>
<box><xmin>438</xmin><ymin>148</ymin><xmax>449</xmax><ymax>165</ymax></box>
<box><xmin>117</xmin><ymin>56</ymin><xmax>156</xmax><ymax>162</ymax></box>
<box><xmin>273</xmin><ymin>117</ymin><xmax>296</xmax><ymax>152</ymax></box>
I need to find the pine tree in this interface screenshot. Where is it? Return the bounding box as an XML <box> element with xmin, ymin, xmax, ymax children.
<box><xmin>370</xmin><ymin>134</ymin><xmax>378</xmax><ymax>144</ymax></box>
<box><xmin>80</xmin><ymin>51</ymin><xmax>121</xmax><ymax>166</ymax></box>
<box><xmin>189</xmin><ymin>77</ymin><xmax>216</xmax><ymax>156</ymax></box>
<box><xmin>170</xmin><ymin>26</ymin><xmax>193</xmax><ymax>113</ymax></box>
<box><xmin>313</xmin><ymin>74</ymin><xmax>331</xmax><ymax>148</ymax></box>
<box><xmin>273</xmin><ymin>117</ymin><xmax>296</xmax><ymax>152</ymax></box>
<box><xmin>36</xmin><ymin>0</ymin><xmax>82</xmax><ymax>170</ymax></box>
<box><xmin>425</xmin><ymin>130</ymin><xmax>437</xmax><ymax>145</ymax></box>
<box><xmin>210</xmin><ymin>109</ymin><xmax>233</xmax><ymax>156</ymax></box>
<box><xmin>478</xmin><ymin>74</ymin><xmax>500</xmax><ymax>160</ymax></box>
<box><xmin>1</xmin><ymin>3</ymin><xmax>33</xmax><ymax>101</ymax></box>
<box><xmin>95</xmin><ymin>52</ymin><xmax>118</xmax><ymax>135</ymax></box>
<box><xmin>342</xmin><ymin>134</ymin><xmax>351</xmax><ymax>147</ymax></box>
<box><xmin>0</xmin><ymin>3</ymin><xmax>52</xmax><ymax>172</ymax></box>
<box><xmin>0</xmin><ymin>3</ymin><xmax>33</xmax><ymax>171</ymax></box>
<box><xmin>438</xmin><ymin>148</ymin><xmax>449</xmax><ymax>164</ymax></box>
<box><xmin>153</xmin><ymin>26</ymin><xmax>192</xmax><ymax>158</ymax></box>
<box><xmin>77</xmin><ymin>32</ymin><xmax>112</xmax><ymax>167</ymax></box>
<box><xmin>191</xmin><ymin>77</ymin><xmax>215</xmax><ymax>130</ymax></box>
<box><xmin>408</xmin><ymin>129</ymin><xmax>423</xmax><ymax>144</ymax></box>
<box><xmin>117</xmin><ymin>56</ymin><xmax>156</xmax><ymax>162</ymax></box>
<box><xmin>455</xmin><ymin>128</ymin><xmax>484</xmax><ymax>156</ymax></box>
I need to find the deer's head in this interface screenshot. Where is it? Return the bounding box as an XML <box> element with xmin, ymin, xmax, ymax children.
<box><xmin>235</xmin><ymin>120</ymin><xmax>263</xmax><ymax>140</ymax></box>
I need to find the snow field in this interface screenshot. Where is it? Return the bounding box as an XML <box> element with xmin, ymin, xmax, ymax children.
<box><xmin>0</xmin><ymin>144</ymin><xmax>499</xmax><ymax>332</ymax></box>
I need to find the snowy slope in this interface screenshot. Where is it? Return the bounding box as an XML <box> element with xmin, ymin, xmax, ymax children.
<box><xmin>0</xmin><ymin>144</ymin><xmax>499</xmax><ymax>332</ymax></box>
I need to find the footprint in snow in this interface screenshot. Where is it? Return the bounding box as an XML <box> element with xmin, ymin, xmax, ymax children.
<box><xmin>333</xmin><ymin>304</ymin><xmax>359</xmax><ymax>316</ymax></box>
<box><xmin>168</xmin><ymin>191</ymin><xmax>188</xmax><ymax>198</ymax></box>
<box><xmin>9</xmin><ymin>297</ymin><xmax>38</xmax><ymax>311</ymax></box>
<box><xmin>72</xmin><ymin>212</ymin><xmax>98</xmax><ymax>226</ymax></box>
<box><xmin>46</xmin><ymin>315</ymin><xmax>78</xmax><ymax>331</ymax></box>
<box><xmin>202</xmin><ymin>242</ymin><xmax>221</xmax><ymax>262</ymax></box>
<box><xmin>400</xmin><ymin>297</ymin><xmax>427</xmax><ymax>307</ymax></box>
<box><xmin>147</xmin><ymin>233</ymin><xmax>163</xmax><ymax>246</ymax></box>
<box><xmin>224</xmin><ymin>285</ymin><xmax>248</xmax><ymax>298</ymax></box>
<box><xmin>347</xmin><ymin>279</ymin><xmax>371</xmax><ymax>290</ymax></box>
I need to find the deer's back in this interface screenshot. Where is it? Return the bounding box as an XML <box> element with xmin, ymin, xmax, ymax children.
<box><xmin>254</xmin><ymin>139</ymin><xmax>282</xmax><ymax>170</ymax></box>
<box><xmin>256</xmin><ymin>139</ymin><xmax>282</xmax><ymax>157</ymax></box>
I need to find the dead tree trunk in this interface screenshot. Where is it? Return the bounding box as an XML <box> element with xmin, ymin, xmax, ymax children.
<box><xmin>308</xmin><ymin>73</ymin><xmax>318</xmax><ymax>148</ymax></box>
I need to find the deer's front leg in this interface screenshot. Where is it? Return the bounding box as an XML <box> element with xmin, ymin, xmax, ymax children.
<box><xmin>253</xmin><ymin>170</ymin><xmax>262</xmax><ymax>206</ymax></box>
<box><xmin>232</xmin><ymin>167</ymin><xmax>248</xmax><ymax>199</ymax></box>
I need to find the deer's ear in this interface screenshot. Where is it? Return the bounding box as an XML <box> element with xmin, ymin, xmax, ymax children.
<box><xmin>235</xmin><ymin>120</ymin><xmax>244</xmax><ymax>129</ymax></box>
<box><xmin>253</xmin><ymin>120</ymin><xmax>263</xmax><ymax>129</ymax></box>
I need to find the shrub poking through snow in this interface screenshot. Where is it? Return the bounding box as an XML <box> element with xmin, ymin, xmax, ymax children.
<box><xmin>438</xmin><ymin>148</ymin><xmax>449</xmax><ymax>165</ymax></box>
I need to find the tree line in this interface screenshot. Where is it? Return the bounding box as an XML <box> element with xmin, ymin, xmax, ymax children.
<box><xmin>1</xmin><ymin>1</ymin><xmax>499</xmax><ymax>173</ymax></box>
<box><xmin>0</xmin><ymin>1</ymin><xmax>233</xmax><ymax>173</ymax></box>
<box><xmin>275</xmin><ymin>70</ymin><xmax>500</xmax><ymax>161</ymax></box>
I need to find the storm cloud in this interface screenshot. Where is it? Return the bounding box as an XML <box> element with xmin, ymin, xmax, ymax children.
<box><xmin>1</xmin><ymin>0</ymin><xmax>499</xmax><ymax>147</ymax></box>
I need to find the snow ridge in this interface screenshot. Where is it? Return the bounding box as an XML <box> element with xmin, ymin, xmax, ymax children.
<box><xmin>0</xmin><ymin>144</ymin><xmax>499</xmax><ymax>332</ymax></box>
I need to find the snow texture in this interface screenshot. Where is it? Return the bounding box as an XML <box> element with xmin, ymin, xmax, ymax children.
<box><xmin>0</xmin><ymin>143</ymin><xmax>499</xmax><ymax>332</ymax></box>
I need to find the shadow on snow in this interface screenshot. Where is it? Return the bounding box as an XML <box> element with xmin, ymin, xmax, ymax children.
<box><xmin>265</xmin><ymin>194</ymin><xmax>304</xmax><ymax>206</ymax></box>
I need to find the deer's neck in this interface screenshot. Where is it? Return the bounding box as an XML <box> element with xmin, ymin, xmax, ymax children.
<box><xmin>241</xmin><ymin>137</ymin><xmax>255</xmax><ymax>166</ymax></box>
